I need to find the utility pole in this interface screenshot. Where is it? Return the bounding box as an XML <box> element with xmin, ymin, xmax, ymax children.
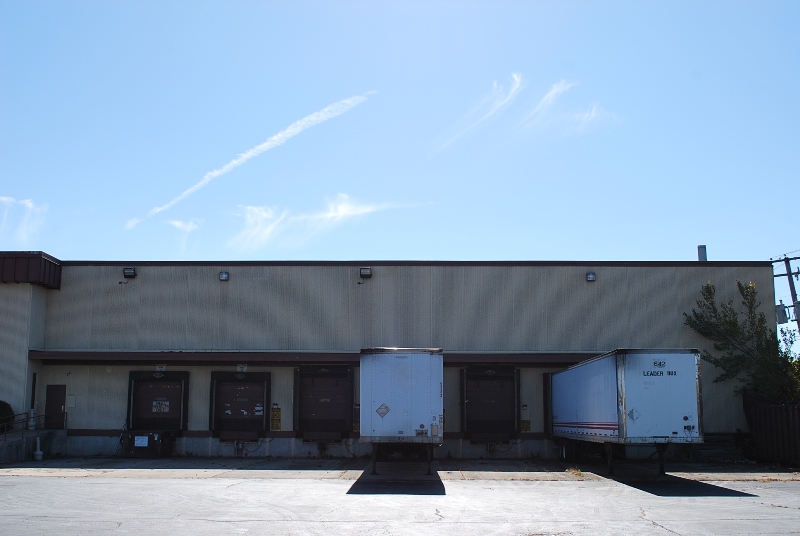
<box><xmin>774</xmin><ymin>256</ymin><xmax>800</xmax><ymax>332</ymax></box>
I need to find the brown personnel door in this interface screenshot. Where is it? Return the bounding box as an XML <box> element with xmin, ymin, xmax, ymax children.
<box><xmin>44</xmin><ymin>384</ymin><xmax>67</xmax><ymax>429</ymax></box>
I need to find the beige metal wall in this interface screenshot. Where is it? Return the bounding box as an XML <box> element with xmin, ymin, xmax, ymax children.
<box><xmin>36</xmin><ymin>364</ymin><xmax>551</xmax><ymax>435</ymax></box>
<box><xmin>35</xmin><ymin>364</ymin><xmax>298</xmax><ymax>431</ymax></box>
<box><xmin>0</xmin><ymin>283</ymin><xmax>33</xmax><ymax>414</ymax></box>
<box><xmin>0</xmin><ymin>283</ymin><xmax>46</xmax><ymax>415</ymax></box>
<box><xmin>443</xmin><ymin>367</ymin><xmax>461</xmax><ymax>432</ymax></box>
<box><xmin>43</xmin><ymin>264</ymin><xmax>774</xmax><ymax>353</ymax></box>
<box><xmin>520</xmin><ymin>367</ymin><xmax>563</xmax><ymax>434</ymax></box>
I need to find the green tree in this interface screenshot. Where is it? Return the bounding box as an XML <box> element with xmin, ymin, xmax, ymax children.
<box><xmin>683</xmin><ymin>281</ymin><xmax>800</xmax><ymax>404</ymax></box>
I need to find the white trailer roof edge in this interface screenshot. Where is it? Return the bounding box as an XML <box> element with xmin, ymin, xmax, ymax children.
<box><xmin>552</xmin><ymin>348</ymin><xmax>700</xmax><ymax>375</ymax></box>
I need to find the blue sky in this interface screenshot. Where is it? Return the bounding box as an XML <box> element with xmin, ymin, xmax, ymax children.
<box><xmin>1</xmin><ymin>1</ymin><xmax>798</xmax><ymax>279</ymax></box>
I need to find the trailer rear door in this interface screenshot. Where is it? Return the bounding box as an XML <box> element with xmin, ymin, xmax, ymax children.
<box><xmin>620</xmin><ymin>351</ymin><xmax>702</xmax><ymax>442</ymax></box>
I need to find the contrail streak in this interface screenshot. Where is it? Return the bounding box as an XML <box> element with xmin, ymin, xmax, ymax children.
<box><xmin>130</xmin><ymin>93</ymin><xmax>372</xmax><ymax>225</ymax></box>
<box><xmin>439</xmin><ymin>73</ymin><xmax>523</xmax><ymax>151</ymax></box>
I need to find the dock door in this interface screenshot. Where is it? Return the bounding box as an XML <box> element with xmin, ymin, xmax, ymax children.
<box><xmin>210</xmin><ymin>372</ymin><xmax>270</xmax><ymax>441</ymax></box>
<box><xmin>294</xmin><ymin>366</ymin><xmax>353</xmax><ymax>441</ymax></box>
<box><xmin>127</xmin><ymin>372</ymin><xmax>189</xmax><ymax>431</ymax></box>
<box><xmin>461</xmin><ymin>366</ymin><xmax>519</xmax><ymax>441</ymax></box>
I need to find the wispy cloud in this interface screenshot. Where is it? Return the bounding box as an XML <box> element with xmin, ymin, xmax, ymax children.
<box><xmin>126</xmin><ymin>92</ymin><xmax>374</xmax><ymax>229</ymax></box>
<box><xmin>523</xmin><ymin>80</ymin><xmax>576</xmax><ymax>127</ymax></box>
<box><xmin>230</xmin><ymin>206</ymin><xmax>289</xmax><ymax>250</ymax></box>
<box><xmin>230</xmin><ymin>194</ymin><xmax>389</xmax><ymax>250</ymax></box>
<box><xmin>571</xmin><ymin>103</ymin><xmax>617</xmax><ymax>133</ymax></box>
<box><xmin>440</xmin><ymin>73</ymin><xmax>523</xmax><ymax>150</ymax></box>
<box><xmin>167</xmin><ymin>219</ymin><xmax>202</xmax><ymax>233</ymax></box>
<box><xmin>0</xmin><ymin>196</ymin><xmax>48</xmax><ymax>245</ymax></box>
<box><xmin>576</xmin><ymin>103</ymin><xmax>600</xmax><ymax>123</ymax></box>
<box><xmin>166</xmin><ymin>219</ymin><xmax>202</xmax><ymax>255</ymax></box>
<box><xmin>0</xmin><ymin>196</ymin><xmax>14</xmax><ymax>234</ymax></box>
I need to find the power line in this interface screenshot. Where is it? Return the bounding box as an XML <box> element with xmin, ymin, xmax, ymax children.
<box><xmin>771</xmin><ymin>247</ymin><xmax>800</xmax><ymax>261</ymax></box>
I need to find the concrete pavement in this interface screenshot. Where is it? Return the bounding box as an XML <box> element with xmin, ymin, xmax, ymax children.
<box><xmin>1</xmin><ymin>458</ymin><xmax>799</xmax><ymax>535</ymax></box>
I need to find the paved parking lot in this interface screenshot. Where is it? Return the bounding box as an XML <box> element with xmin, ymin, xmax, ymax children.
<box><xmin>1</xmin><ymin>457</ymin><xmax>799</xmax><ymax>535</ymax></box>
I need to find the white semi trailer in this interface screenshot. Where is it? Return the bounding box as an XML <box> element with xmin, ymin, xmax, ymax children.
<box><xmin>550</xmin><ymin>348</ymin><xmax>703</xmax><ymax>474</ymax></box>
<box><xmin>359</xmin><ymin>347</ymin><xmax>444</xmax><ymax>474</ymax></box>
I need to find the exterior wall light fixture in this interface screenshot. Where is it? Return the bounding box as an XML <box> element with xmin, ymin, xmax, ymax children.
<box><xmin>123</xmin><ymin>267</ymin><xmax>136</xmax><ymax>279</ymax></box>
<box><xmin>219</xmin><ymin>271</ymin><xmax>229</xmax><ymax>281</ymax></box>
<box><xmin>586</xmin><ymin>271</ymin><xmax>596</xmax><ymax>282</ymax></box>
<box><xmin>359</xmin><ymin>267</ymin><xmax>372</xmax><ymax>279</ymax></box>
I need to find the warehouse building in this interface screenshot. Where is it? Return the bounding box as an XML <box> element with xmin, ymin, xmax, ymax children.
<box><xmin>0</xmin><ymin>251</ymin><xmax>774</xmax><ymax>458</ymax></box>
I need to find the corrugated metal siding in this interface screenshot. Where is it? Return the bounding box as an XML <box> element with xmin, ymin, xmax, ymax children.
<box><xmin>45</xmin><ymin>268</ymin><xmax>97</xmax><ymax>349</ymax></box>
<box><xmin>28</xmin><ymin>286</ymin><xmax>47</xmax><ymax>350</ymax></box>
<box><xmin>0</xmin><ymin>283</ymin><xmax>33</xmax><ymax>414</ymax></box>
<box><xmin>376</xmin><ymin>266</ymin><xmax>433</xmax><ymax>348</ymax></box>
<box><xmin>89</xmin><ymin>267</ymin><xmax>139</xmax><ymax>350</ymax></box>
<box><xmin>138</xmin><ymin>269</ymin><xmax>189</xmax><ymax>350</ymax></box>
<box><xmin>44</xmin><ymin>264</ymin><xmax>775</xmax><ymax>354</ymax></box>
<box><xmin>432</xmin><ymin>267</ymin><xmax>516</xmax><ymax>351</ymax></box>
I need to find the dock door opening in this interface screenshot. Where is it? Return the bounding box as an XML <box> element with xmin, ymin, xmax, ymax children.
<box><xmin>210</xmin><ymin>372</ymin><xmax>270</xmax><ymax>441</ymax></box>
<box><xmin>127</xmin><ymin>371</ymin><xmax>189</xmax><ymax>431</ymax></box>
<box><xmin>294</xmin><ymin>366</ymin><xmax>353</xmax><ymax>441</ymax></box>
<box><xmin>461</xmin><ymin>366</ymin><xmax>519</xmax><ymax>441</ymax></box>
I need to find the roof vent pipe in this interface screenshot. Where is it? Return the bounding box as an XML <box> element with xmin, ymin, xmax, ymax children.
<box><xmin>697</xmin><ymin>245</ymin><xmax>707</xmax><ymax>262</ymax></box>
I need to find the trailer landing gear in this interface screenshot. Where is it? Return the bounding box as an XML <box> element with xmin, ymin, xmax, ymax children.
<box><xmin>656</xmin><ymin>444</ymin><xmax>667</xmax><ymax>475</ymax></box>
<box><xmin>370</xmin><ymin>443</ymin><xmax>435</xmax><ymax>476</ymax></box>
<box><xmin>604</xmin><ymin>443</ymin><xmax>614</xmax><ymax>475</ymax></box>
<box><xmin>426</xmin><ymin>444</ymin><xmax>433</xmax><ymax>476</ymax></box>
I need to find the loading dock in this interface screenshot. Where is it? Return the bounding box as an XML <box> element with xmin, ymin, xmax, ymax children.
<box><xmin>294</xmin><ymin>366</ymin><xmax>353</xmax><ymax>441</ymax></box>
<box><xmin>4</xmin><ymin>253</ymin><xmax>773</xmax><ymax>460</ymax></box>
<box><xmin>210</xmin><ymin>372</ymin><xmax>270</xmax><ymax>441</ymax></box>
<box><xmin>461</xmin><ymin>366</ymin><xmax>519</xmax><ymax>442</ymax></box>
<box><xmin>127</xmin><ymin>371</ymin><xmax>189</xmax><ymax>432</ymax></box>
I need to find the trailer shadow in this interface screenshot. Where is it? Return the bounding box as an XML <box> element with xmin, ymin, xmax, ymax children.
<box><xmin>583</xmin><ymin>461</ymin><xmax>762</xmax><ymax>497</ymax></box>
<box><xmin>346</xmin><ymin>461</ymin><xmax>446</xmax><ymax>495</ymax></box>
<box><xmin>609</xmin><ymin>474</ymin><xmax>757</xmax><ymax>497</ymax></box>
